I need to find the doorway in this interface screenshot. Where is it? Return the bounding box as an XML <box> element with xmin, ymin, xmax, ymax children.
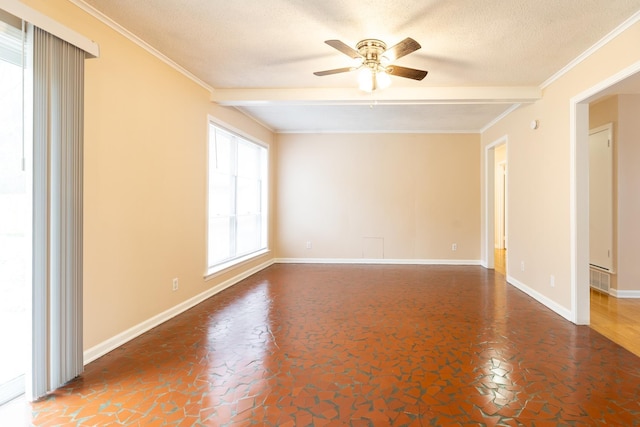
<box><xmin>571</xmin><ymin>61</ymin><xmax>640</xmax><ymax>325</ymax></box>
<box><xmin>485</xmin><ymin>136</ymin><xmax>508</xmax><ymax>273</ymax></box>
<box><xmin>583</xmin><ymin>83</ymin><xmax>640</xmax><ymax>356</ymax></box>
<box><xmin>494</xmin><ymin>147</ymin><xmax>507</xmax><ymax>275</ymax></box>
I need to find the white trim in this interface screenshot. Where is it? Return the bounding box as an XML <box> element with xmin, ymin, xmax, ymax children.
<box><xmin>541</xmin><ymin>10</ymin><xmax>640</xmax><ymax>89</ymax></box>
<box><xmin>83</xmin><ymin>259</ymin><xmax>275</xmax><ymax>364</ymax></box>
<box><xmin>208</xmin><ymin>114</ymin><xmax>270</xmax><ymax>149</ymax></box>
<box><xmin>589</xmin><ymin>263</ymin><xmax>614</xmax><ymax>274</ymax></box>
<box><xmin>0</xmin><ymin>0</ymin><xmax>99</xmax><ymax>57</ymax></box>
<box><xmin>570</xmin><ymin>101</ymin><xmax>590</xmax><ymax>325</ymax></box>
<box><xmin>68</xmin><ymin>0</ymin><xmax>211</xmax><ymax>91</ymax></box>
<box><xmin>211</xmin><ymin>86</ymin><xmax>541</xmax><ymax>106</ymax></box>
<box><xmin>609</xmin><ymin>289</ymin><xmax>640</xmax><ymax>299</ymax></box>
<box><xmin>484</xmin><ymin>136</ymin><xmax>508</xmax><ymax>153</ymax></box>
<box><xmin>0</xmin><ymin>375</ymin><xmax>24</xmax><ymax>406</ymax></box>
<box><xmin>233</xmin><ymin>107</ymin><xmax>276</xmax><ymax>134</ymax></box>
<box><xmin>275</xmin><ymin>128</ymin><xmax>483</xmax><ymax>135</ymax></box>
<box><xmin>494</xmin><ymin>161</ymin><xmax>507</xmax><ymax>250</ymax></box>
<box><xmin>506</xmin><ymin>275</ymin><xmax>573</xmax><ymax>321</ymax></box>
<box><xmin>570</xmin><ymin>59</ymin><xmax>640</xmax><ymax>325</ymax></box>
<box><xmin>483</xmin><ymin>135</ymin><xmax>508</xmax><ymax>269</ymax></box>
<box><xmin>589</xmin><ymin>123</ymin><xmax>614</xmax><ymax>135</ymax></box>
<box><xmin>480</xmin><ymin>104</ymin><xmax>521</xmax><ymax>133</ymax></box>
<box><xmin>205</xmin><ymin>249</ymin><xmax>270</xmax><ymax>280</ymax></box>
<box><xmin>572</xmin><ymin>61</ymin><xmax>640</xmax><ymax>103</ymax></box>
<box><xmin>275</xmin><ymin>258</ymin><xmax>482</xmax><ymax>266</ymax></box>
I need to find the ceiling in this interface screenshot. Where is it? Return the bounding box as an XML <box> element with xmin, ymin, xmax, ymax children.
<box><xmin>77</xmin><ymin>0</ymin><xmax>640</xmax><ymax>133</ymax></box>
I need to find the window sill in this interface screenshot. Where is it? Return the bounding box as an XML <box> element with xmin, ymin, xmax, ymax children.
<box><xmin>205</xmin><ymin>249</ymin><xmax>270</xmax><ymax>281</ymax></box>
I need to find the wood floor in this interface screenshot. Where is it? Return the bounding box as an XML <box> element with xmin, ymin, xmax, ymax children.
<box><xmin>494</xmin><ymin>249</ymin><xmax>640</xmax><ymax>358</ymax></box>
<box><xmin>494</xmin><ymin>248</ymin><xmax>506</xmax><ymax>276</ymax></box>
<box><xmin>590</xmin><ymin>288</ymin><xmax>640</xmax><ymax>357</ymax></box>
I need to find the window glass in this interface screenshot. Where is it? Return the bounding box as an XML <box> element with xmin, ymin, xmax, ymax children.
<box><xmin>0</xmin><ymin>10</ymin><xmax>27</xmax><ymax>403</ymax></box>
<box><xmin>207</xmin><ymin>123</ymin><xmax>267</xmax><ymax>269</ymax></box>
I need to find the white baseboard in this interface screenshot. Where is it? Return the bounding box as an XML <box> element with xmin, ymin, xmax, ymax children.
<box><xmin>276</xmin><ymin>258</ymin><xmax>482</xmax><ymax>266</ymax></box>
<box><xmin>506</xmin><ymin>275</ymin><xmax>573</xmax><ymax>322</ymax></box>
<box><xmin>609</xmin><ymin>288</ymin><xmax>640</xmax><ymax>298</ymax></box>
<box><xmin>83</xmin><ymin>259</ymin><xmax>275</xmax><ymax>364</ymax></box>
<box><xmin>0</xmin><ymin>375</ymin><xmax>24</xmax><ymax>406</ymax></box>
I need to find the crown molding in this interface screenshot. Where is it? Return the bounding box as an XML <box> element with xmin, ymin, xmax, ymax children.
<box><xmin>68</xmin><ymin>0</ymin><xmax>212</xmax><ymax>93</ymax></box>
<box><xmin>541</xmin><ymin>9</ymin><xmax>640</xmax><ymax>89</ymax></box>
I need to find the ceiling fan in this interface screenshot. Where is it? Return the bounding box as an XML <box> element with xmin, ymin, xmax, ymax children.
<box><xmin>313</xmin><ymin>37</ymin><xmax>428</xmax><ymax>91</ymax></box>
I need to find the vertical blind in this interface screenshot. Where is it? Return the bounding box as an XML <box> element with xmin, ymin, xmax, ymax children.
<box><xmin>29</xmin><ymin>25</ymin><xmax>85</xmax><ymax>401</ymax></box>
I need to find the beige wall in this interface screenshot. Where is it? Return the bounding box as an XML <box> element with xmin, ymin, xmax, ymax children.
<box><xmin>579</xmin><ymin>94</ymin><xmax>640</xmax><ymax>293</ymax></box>
<box><xmin>23</xmin><ymin>0</ymin><xmax>276</xmax><ymax>350</ymax></box>
<box><xmin>276</xmin><ymin>133</ymin><xmax>480</xmax><ymax>261</ymax></box>
<box><xmin>482</xmin><ymin>100</ymin><xmax>572</xmax><ymax>308</ymax></box>
<box><xmin>21</xmin><ymin>0</ymin><xmax>640</xmax><ymax>355</ymax></box>
<box><xmin>481</xmin><ymin>20</ymin><xmax>640</xmax><ymax>313</ymax></box>
<box><xmin>617</xmin><ymin>95</ymin><xmax>640</xmax><ymax>292</ymax></box>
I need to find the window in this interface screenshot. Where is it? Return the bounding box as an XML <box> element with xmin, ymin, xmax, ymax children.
<box><xmin>0</xmin><ymin>10</ymin><xmax>27</xmax><ymax>404</ymax></box>
<box><xmin>207</xmin><ymin>122</ymin><xmax>268</xmax><ymax>272</ymax></box>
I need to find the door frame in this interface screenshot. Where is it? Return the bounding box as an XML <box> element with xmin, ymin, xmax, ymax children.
<box><xmin>484</xmin><ymin>135</ymin><xmax>508</xmax><ymax>270</ymax></box>
<box><xmin>496</xmin><ymin>160</ymin><xmax>507</xmax><ymax>250</ymax></box>
<box><xmin>570</xmin><ymin>60</ymin><xmax>640</xmax><ymax>324</ymax></box>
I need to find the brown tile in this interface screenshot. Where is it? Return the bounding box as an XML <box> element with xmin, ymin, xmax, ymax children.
<box><xmin>1</xmin><ymin>264</ymin><xmax>638</xmax><ymax>425</ymax></box>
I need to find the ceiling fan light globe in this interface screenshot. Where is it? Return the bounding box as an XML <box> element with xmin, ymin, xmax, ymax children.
<box><xmin>377</xmin><ymin>71</ymin><xmax>391</xmax><ymax>89</ymax></box>
<box><xmin>358</xmin><ymin>67</ymin><xmax>375</xmax><ymax>92</ymax></box>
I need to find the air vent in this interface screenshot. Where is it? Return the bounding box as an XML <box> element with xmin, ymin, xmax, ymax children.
<box><xmin>590</xmin><ymin>267</ymin><xmax>610</xmax><ymax>294</ymax></box>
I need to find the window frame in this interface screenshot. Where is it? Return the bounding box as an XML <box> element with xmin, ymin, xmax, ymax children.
<box><xmin>205</xmin><ymin>117</ymin><xmax>269</xmax><ymax>278</ymax></box>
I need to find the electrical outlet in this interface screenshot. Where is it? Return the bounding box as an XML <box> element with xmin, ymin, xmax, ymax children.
<box><xmin>306</xmin><ymin>241</ymin><xmax>312</xmax><ymax>249</ymax></box>
<box><xmin>550</xmin><ymin>275</ymin><xmax>555</xmax><ymax>288</ymax></box>
<box><xmin>451</xmin><ymin>243</ymin><xmax>457</xmax><ymax>251</ymax></box>
<box><xmin>520</xmin><ymin>261</ymin><xmax>525</xmax><ymax>272</ymax></box>
<box><xmin>172</xmin><ymin>278</ymin><xmax>179</xmax><ymax>291</ymax></box>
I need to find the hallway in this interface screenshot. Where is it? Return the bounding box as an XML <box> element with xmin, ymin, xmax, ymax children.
<box><xmin>2</xmin><ymin>264</ymin><xmax>639</xmax><ymax>425</ymax></box>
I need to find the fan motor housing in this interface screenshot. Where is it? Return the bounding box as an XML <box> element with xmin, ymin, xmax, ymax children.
<box><xmin>356</xmin><ymin>39</ymin><xmax>387</xmax><ymax>70</ymax></box>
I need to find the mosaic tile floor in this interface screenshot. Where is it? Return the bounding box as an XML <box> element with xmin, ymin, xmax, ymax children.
<box><xmin>5</xmin><ymin>264</ymin><xmax>640</xmax><ymax>425</ymax></box>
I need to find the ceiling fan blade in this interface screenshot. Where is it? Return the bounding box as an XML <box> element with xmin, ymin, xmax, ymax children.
<box><xmin>384</xmin><ymin>37</ymin><xmax>421</xmax><ymax>61</ymax></box>
<box><xmin>386</xmin><ymin>65</ymin><xmax>428</xmax><ymax>80</ymax></box>
<box><xmin>325</xmin><ymin>39</ymin><xmax>362</xmax><ymax>59</ymax></box>
<box><xmin>313</xmin><ymin>67</ymin><xmax>356</xmax><ymax>76</ymax></box>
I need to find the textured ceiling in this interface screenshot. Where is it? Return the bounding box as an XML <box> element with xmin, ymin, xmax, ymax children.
<box><xmin>77</xmin><ymin>0</ymin><xmax>640</xmax><ymax>133</ymax></box>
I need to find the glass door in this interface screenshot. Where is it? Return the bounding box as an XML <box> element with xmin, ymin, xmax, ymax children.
<box><xmin>0</xmin><ymin>13</ymin><xmax>28</xmax><ymax>405</ymax></box>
